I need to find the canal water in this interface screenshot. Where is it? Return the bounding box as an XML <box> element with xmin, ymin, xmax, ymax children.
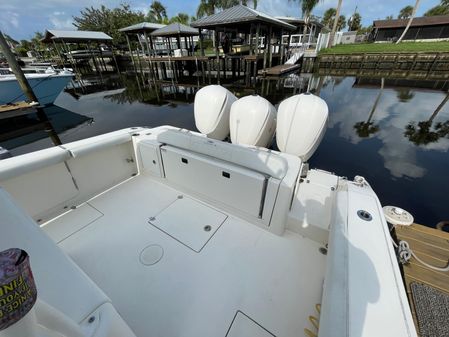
<box><xmin>1</xmin><ymin>73</ymin><xmax>448</xmax><ymax>227</ymax></box>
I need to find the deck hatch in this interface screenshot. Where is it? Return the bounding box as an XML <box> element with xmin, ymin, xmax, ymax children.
<box><xmin>226</xmin><ymin>311</ymin><xmax>276</xmax><ymax>337</ymax></box>
<box><xmin>148</xmin><ymin>197</ymin><xmax>227</xmax><ymax>252</ymax></box>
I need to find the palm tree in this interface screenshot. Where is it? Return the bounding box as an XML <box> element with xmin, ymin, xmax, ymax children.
<box><xmin>148</xmin><ymin>1</ymin><xmax>168</xmax><ymax>23</ymax></box>
<box><xmin>196</xmin><ymin>0</ymin><xmax>217</xmax><ymax>18</ymax></box>
<box><xmin>328</xmin><ymin>0</ymin><xmax>343</xmax><ymax>47</ymax></box>
<box><xmin>354</xmin><ymin>78</ymin><xmax>384</xmax><ymax>138</ymax></box>
<box><xmin>289</xmin><ymin>0</ymin><xmax>321</xmax><ymax>45</ymax></box>
<box><xmin>398</xmin><ymin>5</ymin><xmax>414</xmax><ymax>19</ymax></box>
<box><xmin>396</xmin><ymin>0</ymin><xmax>420</xmax><ymax>44</ymax></box>
<box><xmin>170</xmin><ymin>13</ymin><xmax>190</xmax><ymax>24</ymax></box>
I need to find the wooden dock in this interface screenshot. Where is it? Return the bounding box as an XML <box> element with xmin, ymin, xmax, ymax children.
<box><xmin>0</xmin><ymin>101</ymin><xmax>38</xmax><ymax>119</ymax></box>
<box><xmin>145</xmin><ymin>55</ymin><xmax>211</xmax><ymax>62</ymax></box>
<box><xmin>259</xmin><ymin>63</ymin><xmax>301</xmax><ymax>76</ymax></box>
<box><xmin>395</xmin><ymin>223</ymin><xmax>449</xmax><ymax>335</ymax></box>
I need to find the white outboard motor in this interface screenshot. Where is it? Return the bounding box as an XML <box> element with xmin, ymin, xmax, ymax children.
<box><xmin>229</xmin><ymin>95</ymin><xmax>276</xmax><ymax>148</ymax></box>
<box><xmin>276</xmin><ymin>93</ymin><xmax>328</xmax><ymax>161</ymax></box>
<box><xmin>194</xmin><ymin>85</ymin><xmax>237</xmax><ymax>140</ymax></box>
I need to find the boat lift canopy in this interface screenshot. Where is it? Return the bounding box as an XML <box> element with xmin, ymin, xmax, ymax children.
<box><xmin>41</xmin><ymin>30</ymin><xmax>113</xmax><ymax>43</ymax></box>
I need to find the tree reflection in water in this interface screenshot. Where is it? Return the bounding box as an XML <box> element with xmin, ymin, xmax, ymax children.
<box><xmin>354</xmin><ymin>78</ymin><xmax>384</xmax><ymax>138</ymax></box>
<box><xmin>405</xmin><ymin>92</ymin><xmax>449</xmax><ymax>145</ymax></box>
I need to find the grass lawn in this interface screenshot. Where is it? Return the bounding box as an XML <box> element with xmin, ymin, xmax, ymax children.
<box><xmin>319</xmin><ymin>41</ymin><xmax>449</xmax><ymax>54</ymax></box>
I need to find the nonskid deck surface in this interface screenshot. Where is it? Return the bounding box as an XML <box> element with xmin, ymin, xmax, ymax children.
<box><xmin>42</xmin><ymin>174</ymin><xmax>326</xmax><ymax>337</ymax></box>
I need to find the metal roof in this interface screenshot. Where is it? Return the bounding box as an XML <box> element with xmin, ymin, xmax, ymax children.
<box><xmin>42</xmin><ymin>30</ymin><xmax>113</xmax><ymax>43</ymax></box>
<box><xmin>191</xmin><ymin>5</ymin><xmax>295</xmax><ymax>31</ymax></box>
<box><xmin>374</xmin><ymin>15</ymin><xmax>449</xmax><ymax>29</ymax></box>
<box><xmin>275</xmin><ymin>16</ymin><xmax>324</xmax><ymax>28</ymax></box>
<box><xmin>119</xmin><ymin>22</ymin><xmax>166</xmax><ymax>33</ymax></box>
<box><xmin>150</xmin><ymin>23</ymin><xmax>199</xmax><ymax>37</ymax></box>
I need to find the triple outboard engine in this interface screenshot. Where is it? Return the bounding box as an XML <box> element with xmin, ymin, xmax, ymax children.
<box><xmin>229</xmin><ymin>95</ymin><xmax>276</xmax><ymax>148</ymax></box>
<box><xmin>193</xmin><ymin>85</ymin><xmax>329</xmax><ymax>161</ymax></box>
<box><xmin>194</xmin><ymin>85</ymin><xmax>237</xmax><ymax>140</ymax></box>
<box><xmin>276</xmin><ymin>93</ymin><xmax>328</xmax><ymax>161</ymax></box>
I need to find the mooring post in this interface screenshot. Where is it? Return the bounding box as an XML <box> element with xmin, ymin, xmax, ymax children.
<box><xmin>0</xmin><ymin>31</ymin><xmax>62</xmax><ymax>145</ymax></box>
<box><xmin>214</xmin><ymin>29</ymin><xmax>220</xmax><ymax>84</ymax></box>
<box><xmin>125</xmin><ymin>34</ymin><xmax>137</xmax><ymax>73</ymax></box>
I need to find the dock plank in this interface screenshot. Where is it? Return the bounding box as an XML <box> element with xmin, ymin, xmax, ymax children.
<box><xmin>259</xmin><ymin>64</ymin><xmax>301</xmax><ymax>76</ymax></box>
<box><xmin>0</xmin><ymin>101</ymin><xmax>38</xmax><ymax>119</ymax></box>
<box><xmin>395</xmin><ymin>223</ymin><xmax>449</xmax><ymax>336</ymax></box>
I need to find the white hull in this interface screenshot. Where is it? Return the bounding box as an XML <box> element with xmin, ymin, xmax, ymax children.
<box><xmin>0</xmin><ymin>73</ymin><xmax>73</xmax><ymax>105</ymax></box>
<box><xmin>0</xmin><ymin>126</ymin><xmax>417</xmax><ymax>337</ymax></box>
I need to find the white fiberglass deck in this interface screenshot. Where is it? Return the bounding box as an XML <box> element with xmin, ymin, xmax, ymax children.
<box><xmin>42</xmin><ymin>174</ymin><xmax>326</xmax><ymax>337</ymax></box>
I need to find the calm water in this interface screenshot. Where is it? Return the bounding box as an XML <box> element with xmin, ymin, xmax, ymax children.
<box><xmin>2</xmin><ymin>73</ymin><xmax>449</xmax><ymax>227</ymax></box>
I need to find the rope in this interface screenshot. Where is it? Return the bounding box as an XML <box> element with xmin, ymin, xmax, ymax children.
<box><xmin>304</xmin><ymin>303</ymin><xmax>321</xmax><ymax>337</ymax></box>
<box><xmin>393</xmin><ymin>238</ymin><xmax>449</xmax><ymax>272</ymax></box>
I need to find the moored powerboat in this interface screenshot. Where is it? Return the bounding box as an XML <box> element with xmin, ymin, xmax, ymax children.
<box><xmin>0</xmin><ymin>68</ymin><xmax>74</xmax><ymax>106</ymax></box>
<box><xmin>0</xmin><ymin>86</ymin><xmax>417</xmax><ymax>337</ymax></box>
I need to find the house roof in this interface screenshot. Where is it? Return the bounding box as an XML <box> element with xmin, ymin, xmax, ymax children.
<box><xmin>150</xmin><ymin>23</ymin><xmax>199</xmax><ymax>37</ymax></box>
<box><xmin>191</xmin><ymin>5</ymin><xmax>295</xmax><ymax>31</ymax></box>
<box><xmin>119</xmin><ymin>22</ymin><xmax>166</xmax><ymax>33</ymax></box>
<box><xmin>41</xmin><ymin>30</ymin><xmax>113</xmax><ymax>43</ymax></box>
<box><xmin>374</xmin><ymin>15</ymin><xmax>449</xmax><ymax>29</ymax></box>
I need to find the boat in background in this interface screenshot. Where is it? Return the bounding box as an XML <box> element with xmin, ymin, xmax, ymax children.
<box><xmin>0</xmin><ymin>67</ymin><xmax>74</xmax><ymax>106</ymax></box>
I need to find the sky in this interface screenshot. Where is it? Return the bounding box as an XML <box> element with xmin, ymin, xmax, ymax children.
<box><xmin>0</xmin><ymin>0</ymin><xmax>443</xmax><ymax>41</ymax></box>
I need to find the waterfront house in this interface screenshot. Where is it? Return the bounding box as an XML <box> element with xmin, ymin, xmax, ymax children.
<box><xmin>372</xmin><ymin>15</ymin><xmax>449</xmax><ymax>42</ymax></box>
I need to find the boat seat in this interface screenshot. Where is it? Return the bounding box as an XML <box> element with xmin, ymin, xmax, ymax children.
<box><xmin>0</xmin><ymin>146</ymin><xmax>70</xmax><ymax>181</ymax></box>
<box><xmin>154</xmin><ymin>128</ymin><xmax>302</xmax><ymax>235</ymax></box>
<box><xmin>61</xmin><ymin>129</ymin><xmax>137</xmax><ymax>158</ymax></box>
<box><xmin>0</xmin><ymin>187</ymin><xmax>108</xmax><ymax>324</ymax></box>
<box><xmin>156</xmin><ymin>128</ymin><xmax>289</xmax><ymax>180</ymax></box>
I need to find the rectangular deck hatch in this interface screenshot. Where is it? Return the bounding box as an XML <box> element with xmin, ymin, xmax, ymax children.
<box><xmin>227</xmin><ymin>311</ymin><xmax>276</xmax><ymax>337</ymax></box>
<box><xmin>148</xmin><ymin>197</ymin><xmax>227</xmax><ymax>252</ymax></box>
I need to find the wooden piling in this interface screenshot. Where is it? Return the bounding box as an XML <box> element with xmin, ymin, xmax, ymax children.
<box><xmin>0</xmin><ymin>31</ymin><xmax>62</xmax><ymax>145</ymax></box>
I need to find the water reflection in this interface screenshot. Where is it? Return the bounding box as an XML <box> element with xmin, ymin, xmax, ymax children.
<box><xmin>353</xmin><ymin>78</ymin><xmax>383</xmax><ymax>138</ymax></box>
<box><xmin>1</xmin><ymin>73</ymin><xmax>448</xmax><ymax>226</ymax></box>
<box><xmin>404</xmin><ymin>93</ymin><xmax>449</xmax><ymax>146</ymax></box>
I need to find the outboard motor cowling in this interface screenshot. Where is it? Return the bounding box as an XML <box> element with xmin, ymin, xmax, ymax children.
<box><xmin>229</xmin><ymin>95</ymin><xmax>276</xmax><ymax>148</ymax></box>
<box><xmin>276</xmin><ymin>93</ymin><xmax>328</xmax><ymax>161</ymax></box>
<box><xmin>194</xmin><ymin>85</ymin><xmax>237</xmax><ymax>140</ymax></box>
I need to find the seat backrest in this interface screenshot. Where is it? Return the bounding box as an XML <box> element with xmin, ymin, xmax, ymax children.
<box><xmin>0</xmin><ymin>128</ymin><xmax>140</xmax><ymax>223</ymax></box>
<box><xmin>157</xmin><ymin>129</ymin><xmax>289</xmax><ymax>179</ymax></box>
<box><xmin>154</xmin><ymin>128</ymin><xmax>302</xmax><ymax>235</ymax></box>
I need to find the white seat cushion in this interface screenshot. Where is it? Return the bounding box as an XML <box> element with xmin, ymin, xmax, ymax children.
<box><xmin>0</xmin><ymin>188</ymin><xmax>109</xmax><ymax>323</ymax></box>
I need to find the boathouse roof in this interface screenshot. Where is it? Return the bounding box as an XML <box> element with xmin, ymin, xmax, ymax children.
<box><xmin>150</xmin><ymin>23</ymin><xmax>199</xmax><ymax>37</ymax></box>
<box><xmin>191</xmin><ymin>5</ymin><xmax>295</xmax><ymax>31</ymax></box>
<box><xmin>374</xmin><ymin>15</ymin><xmax>449</xmax><ymax>29</ymax></box>
<box><xmin>41</xmin><ymin>30</ymin><xmax>113</xmax><ymax>43</ymax></box>
<box><xmin>275</xmin><ymin>16</ymin><xmax>324</xmax><ymax>28</ymax></box>
<box><xmin>119</xmin><ymin>22</ymin><xmax>166</xmax><ymax>33</ymax></box>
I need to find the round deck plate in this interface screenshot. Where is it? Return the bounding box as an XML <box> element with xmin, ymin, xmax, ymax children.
<box><xmin>139</xmin><ymin>244</ymin><xmax>164</xmax><ymax>266</ymax></box>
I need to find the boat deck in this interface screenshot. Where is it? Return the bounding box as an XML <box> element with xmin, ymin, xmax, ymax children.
<box><xmin>395</xmin><ymin>223</ymin><xmax>449</xmax><ymax>335</ymax></box>
<box><xmin>41</xmin><ymin>174</ymin><xmax>327</xmax><ymax>337</ymax></box>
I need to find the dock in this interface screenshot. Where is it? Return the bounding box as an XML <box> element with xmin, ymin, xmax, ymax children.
<box><xmin>395</xmin><ymin>223</ymin><xmax>449</xmax><ymax>336</ymax></box>
<box><xmin>259</xmin><ymin>63</ymin><xmax>301</xmax><ymax>76</ymax></box>
<box><xmin>0</xmin><ymin>101</ymin><xmax>38</xmax><ymax>119</ymax></box>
